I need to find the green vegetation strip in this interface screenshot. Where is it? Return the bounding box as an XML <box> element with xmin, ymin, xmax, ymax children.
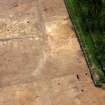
<box><xmin>65</xmin><ymin>0</ymin><xmax>105</xmax><ymax>86</ymax></box>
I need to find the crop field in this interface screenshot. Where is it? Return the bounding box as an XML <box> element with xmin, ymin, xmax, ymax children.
<box><xmin>65</xmin><ymin>0</ymin><xmax>105</xmax><ymax>86</ymax></box>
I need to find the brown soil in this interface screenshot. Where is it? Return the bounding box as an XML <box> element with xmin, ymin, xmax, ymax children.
<box><xmin>0</xmin><ymin>0</ymin><xmax>105</xmax><ymax>105</ymax></box>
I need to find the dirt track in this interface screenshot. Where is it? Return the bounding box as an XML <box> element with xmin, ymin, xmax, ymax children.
<box><xmin>0</xmin><ymin>0</ymin><xmax>105</xmax><ymax>105</ymax></box>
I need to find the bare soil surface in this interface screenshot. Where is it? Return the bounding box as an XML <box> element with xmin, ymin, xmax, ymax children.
<box><xmin>0</xmin><ymin>0</ymin><xmax>105</xmax><ymax>105</ymax></box>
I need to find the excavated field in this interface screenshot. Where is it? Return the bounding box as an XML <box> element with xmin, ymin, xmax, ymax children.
<box><xmin>0</xmin><ymin>0</ymin><xmax>105</xmax><ymax>105</ymax></box>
